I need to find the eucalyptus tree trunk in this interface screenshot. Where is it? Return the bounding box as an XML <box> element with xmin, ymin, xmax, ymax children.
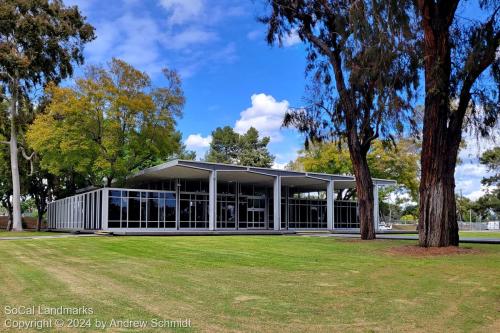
<box><xmin>9</xmin><ymin>75</ymin><xmax>23</xmax><ymax>231</ymax></box>
<box><xmin>418</xmin><ymin>5</ymin><xmax>459</xmax><ymax>247</ymax></box>
<box><xmin>348</xmin><ymin>139</ymin><xmax>375</xmax><ymax>240</ymax></box>
<box><xmin>6</xmin><ymin>200</ymin><xmax>13</xmax><ymax>231</ymax></box>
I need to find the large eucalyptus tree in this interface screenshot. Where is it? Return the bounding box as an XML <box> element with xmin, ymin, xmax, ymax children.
<box><xmin>415</xmin><ymin>0</ymin><xmax>499</xmax><ymax>246</ymax></box>
<box><xmin>262</xmin><ymin>0</ymin><xmax>419</xmax><ymax>239</ymax></box>
<box><xmin>0</xmin><ymin>0</ymin><xmax>94</xmax><ymax>231</ymax></box>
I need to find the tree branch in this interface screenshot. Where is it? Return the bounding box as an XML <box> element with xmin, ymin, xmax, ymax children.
<box><xmin>0</xmin><ymin>140</ymin><xmax>10</xmax><ymax>145</ymax></box>
<box><xmin>0</xmin><ymin>71</ymin><xmax>13</xmax><ymax>81</ymax></box>
<box><xmin>18</xmin><ymin>146</ymin><xmax>35</xmax><ymax>175</ymax></box>
<box><xmin>19</xmin><ymin>146</ymin><xmax>35</xmax><ymax>161</ymax></box>
<box><xmin>448</xmin><ymin>18</ymin><xmax>500</xmax><ymax>145</ymax></box>
<box><xmin>438</xmin><ymin>0</ymin><xmax>460</xmax><ymax>28</ymax></box>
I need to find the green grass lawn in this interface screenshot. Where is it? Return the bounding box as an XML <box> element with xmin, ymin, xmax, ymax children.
<box><xmin>0</xmin><ymin>231</ymin><xmax>66</xmax><ymax>238</ymax></box>
<box><xmin>459</xmin><ymin>231</ymin><xmax>500</xmax><ymax>238</ymax></box>
<box><xmin>393</xmin><ymin>231</ymin><xmax>500</xmax><ymax>239</ymax></box>
<box><xmin>0</xmin><ymin>236</ymin><xmax>498</xmax><ymax>332</ymax></box>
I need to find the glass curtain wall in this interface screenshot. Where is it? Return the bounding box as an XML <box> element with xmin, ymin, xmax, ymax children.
<box><xmin>217</xmin><ymin>182</ymin><xmax>237</xmax><ymax>229</ymax></box>
<box><xmin>279</xmin><ymin>188</ymin><xmax>328</xmax><ymax>229</ymax></box>
<box><xmin>108</xmin><ymin>180</ymin><xmax>210</xmax><ymax>230</ymax></box>
<box><xmin>287</xmin><ymin>190</ymin><xmax>328</xmax><ymax>229</ymax></box>
<box><xmin>108</xmin><ymin>190</ymin><xmax>176</xmax><ymax>229</ymax></box>
<box><xmin>280</xmin><ymin>187</ymin><xmax>359</xmax><ymax>229</ymax></box>
<box><xmin>239</xmin><ymin>184</ymin><xmax>267</xmax><ymax>229</ymax></box>
<box><xmin>333</xmin><ymin>200</ymin><xmax>359</xmax><ymax>229</ymax></box>
<box><xmin>179</xmin><ymin>179</ymin><xmax>209</xmax><ymax>229</ymax></box>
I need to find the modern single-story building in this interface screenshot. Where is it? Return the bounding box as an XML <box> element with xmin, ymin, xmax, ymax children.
<box><xmin>47</xmin><ymin>159</ymin><xmax>395</xmax><ymax>234</ymax></box>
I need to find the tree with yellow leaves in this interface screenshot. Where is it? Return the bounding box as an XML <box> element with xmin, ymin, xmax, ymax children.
<box><xmin>28</xmin><ymin>59</ymin><xmax>186</xmax><ymax>187</ymax></box>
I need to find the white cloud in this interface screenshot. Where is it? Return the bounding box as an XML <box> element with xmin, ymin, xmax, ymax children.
<box><xmin>283</xmin><ymin>29</ymin><xmax>301</xmax><ymax>47</ymax></box>
<box><xmin>184</xmin><ymin>133</ymin><xmax>212</xmax><ymax>160</ymax></box>
<box><xmin>86</xmin><ymin>13</ymin><xmax>166</xmax><ymax>75</ymax></box>
<box><xmin>165</xmin><ymin>27</ymin><xmax>218</xmax><ymax>50</ymax></box>
<box><xmin>466</xmin><ymin>188</ymin><xmax>488</xmax><ymax>201</ymax></box>
<box><xmin>185</xmin><ymin>134</ymin><xmax>212</xmax><ymax>148</ymax></box>
<box><xmin>234</xmin><ymin>94</ymin><xmax>289</xmax><ymax>141</ymax></box>
<box><xmin>79</xmin><ymin>0</ymin><xmax>246</xmax><ymax>79</ymax></box>
<box><xmin>272</xmin><ymin>162</ymin><xmax>288</xmax><ymax>170</ymax></box>
<box><xmin>159</xmin><ymin>0</ymin><xmax>204</xmax><ymax>26</ymax></box>
<box><xmin>454</xmin><ymin>133</ymin><xmax>497</xmax><ymax>199</ymax></box>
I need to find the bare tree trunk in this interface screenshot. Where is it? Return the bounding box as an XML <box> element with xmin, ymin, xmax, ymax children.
<box><xmin>353</xmin><ymin>158</ymin><xmax>375</xmax><ymax>240</ymax></box>
<box><xmin>9</xmin><ymin>75</ymin><xmax>23</xmax><ymax>232</ymax></box>
<box><xmin>347</xmin><ymin>135</ymin><xmax>375</xmax><ymax>240</ymax></box>
<box><xmin>417</xmin><ymin>2</ymin><xmax>459</xmax><ymax>246</ymax></box>
<box><xmin>36</xmin><ymin>213</ymin><xmax>43</xmax><ymax>231</ymax></box>
<box><xmin>6</xmin><ymin>199</ymin><xmax>13</xmax><ymax>231</ymax></box>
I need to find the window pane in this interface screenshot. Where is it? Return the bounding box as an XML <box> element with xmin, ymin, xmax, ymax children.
<box><xmin>165</xmin><ymin>199</ymin><xmax>176</xmax><ymax>223</ymax></box>
<box><xmin>196</xmin><ymin>200</ymin><xmax>208</xmax><ymax>222</ymax></box>
<box><xmin>129</xmin><ymin>198</ymin><xmax>140</xmax><ymax>221</ymax></box>
<box><xmin>121</xmin><ymin>198</ymin><xmax>128</xmax><ymax>228</ymax></box>
<box><xmin>141</xmin><ymin>198</ymin><xmax>147</xmax><ymax>228</ymax></box>
<box><xmin>108</xmin><ymin>197</ymin><xmax>121</xmax><ymax>221</ymax></box>
<box><xmin>109</xmin><ymin>190</ymin><xmax>122</xmax><ymax>197</ymax></box>
<box><xmin>227</xmin><ymin>204</ymin><xmax>235</xmax><ymax>222</ymax></box>
<box><xmin>180</xmin><ymin>200</ymin><xmax>190</xmax><ymax>221</ymax></box>
<box><xmin>199</xmin><ymin>180</ymin><xmax>209</xmax><ymax>193</ymax></box>
<box><xmin>129</xmin><ymin>191</ymin><xmax>140</xmax><ymax>198</ymax></box>
<box><xmin>147</xmin><ymin>199</ymin><xmax>159</xmax><ymax>228</ymax></box>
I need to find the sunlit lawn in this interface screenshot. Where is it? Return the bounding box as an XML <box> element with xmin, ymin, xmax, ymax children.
<box><xmin>459</xmin><ymin>231</ymin><xmax>500</xmax><ymax>238</ymax></box>
<box><xmin>394</xmin><ymin>231</ymin><xmax>500</xmax><ymax>239</ymax></box>
<box><xmin>0</xmin><ymin>236</ymin><xmax>498</xmax><ymax>332</ymax></box>
<box><xmin>0</xmin><ymin>231</ymin><xmax>66</xmax><ymax>238</ymax></box>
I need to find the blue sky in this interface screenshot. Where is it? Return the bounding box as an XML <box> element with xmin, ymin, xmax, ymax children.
<box><xmin>66</xmin><ymin>0</ymin><xmax>495</xmax><ymax>200</ymax></box>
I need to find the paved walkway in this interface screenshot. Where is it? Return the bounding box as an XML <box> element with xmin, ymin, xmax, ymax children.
<box><xmin>298</xmin><ymin>233</ymin><xmax>500</xmax><ymax>244</ymax></box>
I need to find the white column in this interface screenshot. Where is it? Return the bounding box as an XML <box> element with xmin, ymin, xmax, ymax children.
<box><xmin>101</xmin><ymin>189</ymin><xmax>109</xmax><ymax>231</ymax></box>
<box><xmin>373</xmin><ymin>184</ymin><xmax>379</xmax><ymax>232</ymax></box>
<box><xmin>91</xmin><ymin>192</ymin><xmax>95</xmax><ymax>230</ymax></box>
<box><xmin>209</xmin><ymin>170</ymin><xmax>217</xmax><ymax>231</ymax></box>
<box><xmin>273</xmin><ymin>176</ymin><xmax>281</xmax><ymax>231</ymax></box>
<box><xmin>327</xmin><ymin>180</ymin><xmax>334</xmax><ymax>230</ymax></box>
<box><xmin>175</xmin><ymin>178</ymin><xmax>181</xmax><ymax>230</ymax></box>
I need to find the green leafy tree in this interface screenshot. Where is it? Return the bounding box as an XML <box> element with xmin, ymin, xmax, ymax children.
<box><xmin>27</xmin><ymin>59</ymin><xmax>185</xmax><ymax>187</ymax></box>
<box><xmin>26</xmin><ymin>159</ymin><xmax>56</xmax><ymax>230</ymax></box>
<box><xmin>289</xmin><ymin>139</ymin><xmax>420</xmax><ymax>203</ymax></box>
<box><xmin>456</xmin><ymin>147</ymin><xmax>500</xmax><ymax>222</ymax></box>
<box><xmin>238</xmin><ymin>127</ymin><xmax>275</xmax><ymax>168</ymax></box>
<box><xmin>0</xmin><ymin>0</ymin><xmax>95</xmax><ymax>231</ymax></box>
<box><xmin>206</xmin><ymin>126</ymin><xmax>275</xmax><ymax>167</ymax></box>
<box><xmin>415</xmin><ymin>1</ymin><xmax>499</xmax><ymax>246</ymax></box>
<box><xmin>479</xmin><ymin>147</ymin><xmax>500</xmax><ymax>189</ymax></box>
<box><xmin>474</xmin><ymin>146</ymin><xmax>500</xmax><ymax>220</ymax></box>
<box><xmin>205</xmin><ymin>126</ymin><xmax>240</xmax><ymax>164</ymax></box>
<box><xmin>262</xmin><ymin>0</ymin><xmax>419</xmax><ymax>240</ymax></box>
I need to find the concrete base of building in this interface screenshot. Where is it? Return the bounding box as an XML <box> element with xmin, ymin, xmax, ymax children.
<box><xmin>111</xmin><ymin>230</ymin><xmax>297</xmax><ymax>236</ymax></box>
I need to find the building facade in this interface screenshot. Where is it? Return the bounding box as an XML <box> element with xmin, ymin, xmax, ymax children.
<box><xmin>47</xmin><ymin>160</ymin><xmax>395</xmax><ymax>234</ymax></box>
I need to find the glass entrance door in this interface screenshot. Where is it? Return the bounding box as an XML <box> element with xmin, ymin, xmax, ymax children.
<box><xmin>238</xmin><ymin>195</ymin><xmax>267</xmax><ymax>229</ymax></box>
